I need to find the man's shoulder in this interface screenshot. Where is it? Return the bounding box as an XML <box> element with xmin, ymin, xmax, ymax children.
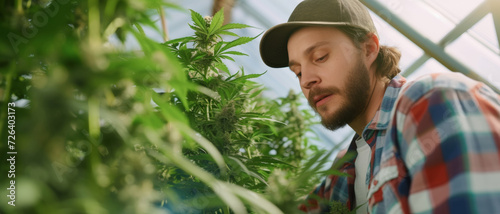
<box><xmin>400</xmin><ymin>72</ymin><xmax>479</xmax><ymax>101</ymax></box>
<box><xmin>394</xmin><ymin>72</ymin><xmax>482</xmax><ymax>112</ymax></box>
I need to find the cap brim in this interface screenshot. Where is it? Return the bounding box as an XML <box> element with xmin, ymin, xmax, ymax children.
<box><xmin>259</xmin><ymin>21</ymin><xmax>363</xmax><ymax>68</ymax></box>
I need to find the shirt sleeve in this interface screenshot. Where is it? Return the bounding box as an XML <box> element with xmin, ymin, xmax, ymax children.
<box><xmin>394</xmin><ymin>80</ymin><xmax>500</xmax><ymax>213</ymax></box>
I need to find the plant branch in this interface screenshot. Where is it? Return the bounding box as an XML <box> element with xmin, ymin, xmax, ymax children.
<box><xmin>159</xmin><ymin>6</ymin><xmax>169</xmax><ymax>42</ymax></box>
<box><xmin>0</xmin><ymin>63</ymin><xmax>15</xmax><ymax>141</ymax></box>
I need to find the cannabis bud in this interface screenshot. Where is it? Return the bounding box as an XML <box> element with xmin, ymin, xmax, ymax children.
<box><xmin>204</xmin><ymin>16</ymin><xmax>212</xmax><ymax>26</ymax></box>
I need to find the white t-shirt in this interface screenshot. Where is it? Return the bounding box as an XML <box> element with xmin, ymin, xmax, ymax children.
<box><xmin>354</xmin><ymin>136</ymin><xmax>371</xmax><ymax>214</ymax></box>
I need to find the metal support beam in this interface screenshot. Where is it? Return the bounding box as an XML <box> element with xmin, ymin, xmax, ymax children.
<box><xmin>360</xmin><ymin>0</ymin><xmax>500</xmax><ymax>94</ymax></box>
<box><xmin>490</xmin><ymin>0</ymin><xmax>500</xmax><ymax>53</ymax></box>
<box><xmin>404</xmin><ymin>0</ymin><xmax>490</xmax><ymax>76</ymax></box>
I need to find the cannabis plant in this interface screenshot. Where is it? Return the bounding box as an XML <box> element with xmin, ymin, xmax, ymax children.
<box><xmin>0</xmin><ymin>1</ymin><xmax>340</xmax><ymax>213</ymax></box>
<box><xmin>161</xmin><ymin>9</ymin><xmax>324</xmax><ymax>213</ymax></box>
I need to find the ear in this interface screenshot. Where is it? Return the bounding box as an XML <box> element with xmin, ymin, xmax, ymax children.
<box><xmin>363</xmin><ymin>33</ymin><xmax>379</xmax><ymax>69</ymax></box>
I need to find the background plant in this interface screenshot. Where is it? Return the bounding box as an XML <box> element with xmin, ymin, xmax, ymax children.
<box><xmin>162</xmin><ymin>9</ymin><xmax>335</xmax><ymax>213</ymax></box>
<box><xmin>0</xmin><ymin>1</ymin><xmax>339</xmax><ymax>213</ymax></box>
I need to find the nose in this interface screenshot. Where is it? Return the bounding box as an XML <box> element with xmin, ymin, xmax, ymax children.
<box><xmin>300</xmin><ymin>67</ymin><xmax>320</xmax><ymax>89</ymax></box>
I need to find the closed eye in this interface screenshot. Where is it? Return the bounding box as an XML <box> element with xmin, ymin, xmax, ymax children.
<box><xmin>315</xmin><ymin>54</ymin><xmax>328</xmax><ymax>63</ymax></box>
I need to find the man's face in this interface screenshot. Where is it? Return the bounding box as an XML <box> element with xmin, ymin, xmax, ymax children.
<box><xmin>287</xmin><ymin>26</ymin><xmax>371</xmax><ymax>131</ymax></box>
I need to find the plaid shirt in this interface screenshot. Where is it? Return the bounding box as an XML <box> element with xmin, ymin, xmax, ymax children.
<box><xmin>299</xmin><ymin>72</ymin><xmax>500</xmax><ymax>213</ymax></box>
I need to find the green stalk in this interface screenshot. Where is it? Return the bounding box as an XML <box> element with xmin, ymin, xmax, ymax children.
<box><xmin>134</xmin><ymin>23</ymin><xmax>146</xmax><ymax>37</ymax></box>
<box><xmin>206</xmin><ymin>102</ymin><xmax>210</xmax><ymax>121</ymax></box>
<box><xmin>246</xmin><ymin>146</ymin><xmax>252</xmax><ymax>159</ymax></box>
<box><xmin>88</xmin><ymin>96</ymin><xmax>100</xmax><ymax>140</ymax></box>
<box><xmin>16</xmin><ymin>0</ymin><xmax>22</xmax><ymax>14</ymax></box>
<box><xmin>158</xmin><ymin>6</ymin><xmax>169</xmax><ymax>42</ymax></box>
<box><xmin>0</xmin><ymin>63</ymin><xmax>16</xmax><ymax>141</ymax></box>
<box><xmin>88</xmin><ymin>0</ymin><xmax>101</xmax><ymax>51</ymax></box>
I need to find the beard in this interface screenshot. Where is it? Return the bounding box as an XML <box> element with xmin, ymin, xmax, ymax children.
<box><xmin>308</xmin><ymin>57</ymin><xmax>372</xmax><ymax>131</ymax></box>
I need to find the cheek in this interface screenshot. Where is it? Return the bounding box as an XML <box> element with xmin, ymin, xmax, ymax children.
<box><xmin>301</xmin><ymin>88</ymin><xmax>309</xmax><ymax>99</ymax></box>
<box><xmin>338</xmin><ymin>42</ymin><xmax>358</xmax><ymax>66</ymax></box>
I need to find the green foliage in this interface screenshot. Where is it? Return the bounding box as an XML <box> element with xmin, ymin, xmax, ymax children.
<box><xmin>0</xmin><ymin>1</ymin><xmax>344</xmax><ymax>214</ymax></box>
<box><xmin>330</xmin><ymin>201</ymin><xmax>352</xmax><ymax>214</ymax></box>
<box><xmin>162</xmin><ymin>8</ymin><xmax>330</xmax><ymax>213</ymax></box>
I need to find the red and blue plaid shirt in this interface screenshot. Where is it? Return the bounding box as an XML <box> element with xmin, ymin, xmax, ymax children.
<box><xmin>299</xmin><ymin>72</ymin><xmax>500</xmax><ymax>213</ymax></box>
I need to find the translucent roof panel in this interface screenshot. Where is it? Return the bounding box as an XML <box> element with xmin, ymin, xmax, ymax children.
<box><xmin>469</xmin><ymin>14</ymin><xmax>500</xmax><ymax>54</ymax></box>
<box><xmin>423</xmin><ymin>0</ymin><xmax>484</xmax><ymax>23</ymax></box>
<box><xmin>372</xmin><ymin>0</ymin><xmax>455</xmax><ymax>43</ymax></box>
<box><xmin>446</xmin><ymin>31</ymin><xmax>500</xmax><ymax>89</ymax></box>
<box><xmin>412</xmin><ymin>58</ymin><xmax>451</xmax><ymax>79</ymax></box>
<box><xmin>372</xmin><ymin>0</ymin><xmax>500</xmax><ymax>89</ymax></box>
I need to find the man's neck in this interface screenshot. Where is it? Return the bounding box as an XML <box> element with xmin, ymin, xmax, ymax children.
<box><xmin>350</xmin><ymin>77</ymin><xmax>389</xmax><ymax>137</ymax></box>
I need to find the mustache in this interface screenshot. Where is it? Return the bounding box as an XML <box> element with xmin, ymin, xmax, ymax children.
<box><xmin>307</xmin><ymin>86</ymin><xmax>341</xmax><ymax>108</ymax></box>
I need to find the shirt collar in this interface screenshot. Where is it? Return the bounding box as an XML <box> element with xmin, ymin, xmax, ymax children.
<box><xmin>363</xmin><ymin>75</ymin><xmax>407</xmax><ymax>132</ymax></box>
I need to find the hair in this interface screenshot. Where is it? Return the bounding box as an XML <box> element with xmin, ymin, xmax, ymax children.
<box><xmin>337</xmin><ymin>26</ymin><xmax>402</xmax><ymax>80</ymax></box>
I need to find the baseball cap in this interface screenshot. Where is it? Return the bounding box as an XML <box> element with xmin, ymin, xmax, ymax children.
<box><xmin>259</xmin><ymin>0</ymin><xmax>378</xmax><ymax>68</ymax></box>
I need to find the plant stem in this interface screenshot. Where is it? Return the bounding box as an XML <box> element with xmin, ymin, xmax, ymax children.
<box><xmin>16</xmin><ymin>0</ymin><xmax>22</xmax><ymax>14</ymax></box>
<box><xmin>0</xmin><ymin>63</ymin><xmax>16</xmax><ymax>141</ymax></box>
<box><xmin>247</xmin><ymin>146</ymin><xmax>252</xmax><ymax>159</ymax></box>
<box><xmin>206</xmin><ymin>102</ymin><xmax>210</xmax><ymax>121</ymax></box>
<box><xmin>134</xmin><ymin>23</ymin><xmax>146</xmax><ymax>37</ymax></box>
<box><xmin>88</xmin><ymin>96</ymin><xmax>100</xmax><ymax>139</ymax></box>
<box><xmin>159</xmin><ymin>6</ymin><xmax>169</xmax><ymax>42</ymax></box>
<box><xmin>88</xmin><ymin>0</ymin><xmax>101</xmax><ymax>52</ymax></box>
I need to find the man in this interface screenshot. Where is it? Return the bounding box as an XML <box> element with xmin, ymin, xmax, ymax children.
<box><xmin>259</xmin><ymin>0</ymin><xmax>500</xmax><ymax>213</ymax></box>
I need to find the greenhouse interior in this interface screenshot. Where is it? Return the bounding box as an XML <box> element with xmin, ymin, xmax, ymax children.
<box><xmin>1</xmin><ymin>0</ymin><xmax>500</xmax><ymax>213</ymax></box>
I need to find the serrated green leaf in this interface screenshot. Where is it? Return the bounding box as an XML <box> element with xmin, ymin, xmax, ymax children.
<box><xmin>226</xmin><ymin>156</ymin><xmax>269</xmax><ymax>185</ymax></box>
<box><xmin>247</xmin><ymin>170</ymin><xmax>269</xmax><ymax>186</ymax></box>
<box><xmin>218</xmin><ymin>23</ymin><xmax>252</xmax><ymax>31</ymax></box>
<box><xmin>230</xmin><ymin>72</ymin><xmax>267</xmax><ymax>82</ymax></box>
<box><xmin>219</xmin><ymin>36</ymin><xmax>255</xmax><ymax>53</ymax></box>
<box><xmin>168</xmin><ymin>80</ymin><xmax>196</xmax><ymax>110</ymax></box>
<box><xmin>137</xmin><ymin>13</ymin><xmax>161</xmax><ymax>34</ymax></box>
<box><xmin>163</xmin><ymin>36</ymin><xmax>195</xmax><ymax>46</ymax></box>
<box><xmin>134</xmin><ymin>23</ymin><xmax>146</xmax><ymax>37</ymax></box>
<box><xmin>153</xmin><ymin>93</ymin><xmax>189</xmax><ymax>124</ymax></box>
<box><xmin>188</xmin><ymin>24</ymin><xmax>204</xmax><ymax>33</ymax></box>
<box><xmin>225</xmin><ymin>70</ymin><xmax>240</xmax><ymax>81</ymax></box>
<box><xmin>189</xmin><ymin>153</ymin><xmax>216</xmax><ymax>161</ymax></box>
<box><xmin>331</xmin><ymin>151</ymin><xmax>356</xmax><ymax>170</ymax></box>
<box><xmin>217</xmin><ymin>31</ymin><xmax>239</xmax><ymax>37</ymax></box>
<box><xmin>214</xmin><ymin>41</ymin><xmax>224</xmax><ymax>54</ymax></box>
<box><xmin>208</xmin><ymin>8</ymin><xmax>224</xmax><ymax>35</ymax></box>
<box><xmin>247</xmin><ymin>156</ymin><xmax>295</xmax><ymax>168</ymax></box>
<box><xmin>228</xmin><ymin>183</ymin><xmax>284</xmax><ymax>214</ymax></box>
<box><xmin>176</xmin><ymin>126</ymin><xmax>227</xmax><ymax>175</ymax></box>
<box><xmin>239</xmin><ymin>112</ymin><xmax>268</xmax><ymax>118</ymax></box>
<box><xmin>321</xmin><ymin>169</ymin><xmax>352</xmax><ymax>177</ymax></box>
<box><xmin>249</xmin><ymin>88</ymin><xmax>265</xmax><ymax>98</ymax></box>
<box><xmin>190</xmin><ymin>9</ymin><xmax>207</xmax><ymax>31</ymax></box>
<box><xmin>197</xmin><ymin>85</ymin><xmax>221</xmax><ymax>100</ymax></box>
<box><xmin>192</xmin><ymin>52</ymin><xmax>206</xmax><ymax>61</ymax></box>
<box><xmin>219</xmin><ymin>55</ymin><xmax>235</xmax><ymax>62</ymax></box>
<box><xmin>222</xmin><ymin>51</ymin><xmax>248</xmax><ymax>56</ymax></box>
<box><xmin>215</xmin><ymin>62</ymin><xmax>230</xmax><ymax>75</ymax></box>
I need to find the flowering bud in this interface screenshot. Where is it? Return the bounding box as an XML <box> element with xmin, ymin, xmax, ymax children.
<box><xmin>204</xmin><ymin>16</ymin><xmax>212</xmax><ymax>25</ymax></box>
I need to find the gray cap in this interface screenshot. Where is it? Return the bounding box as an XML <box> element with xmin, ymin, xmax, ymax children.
<box><xmin>259</xmin><ymin>0</ymin><xmax>377</xmax><ymax>68</ymax></box>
